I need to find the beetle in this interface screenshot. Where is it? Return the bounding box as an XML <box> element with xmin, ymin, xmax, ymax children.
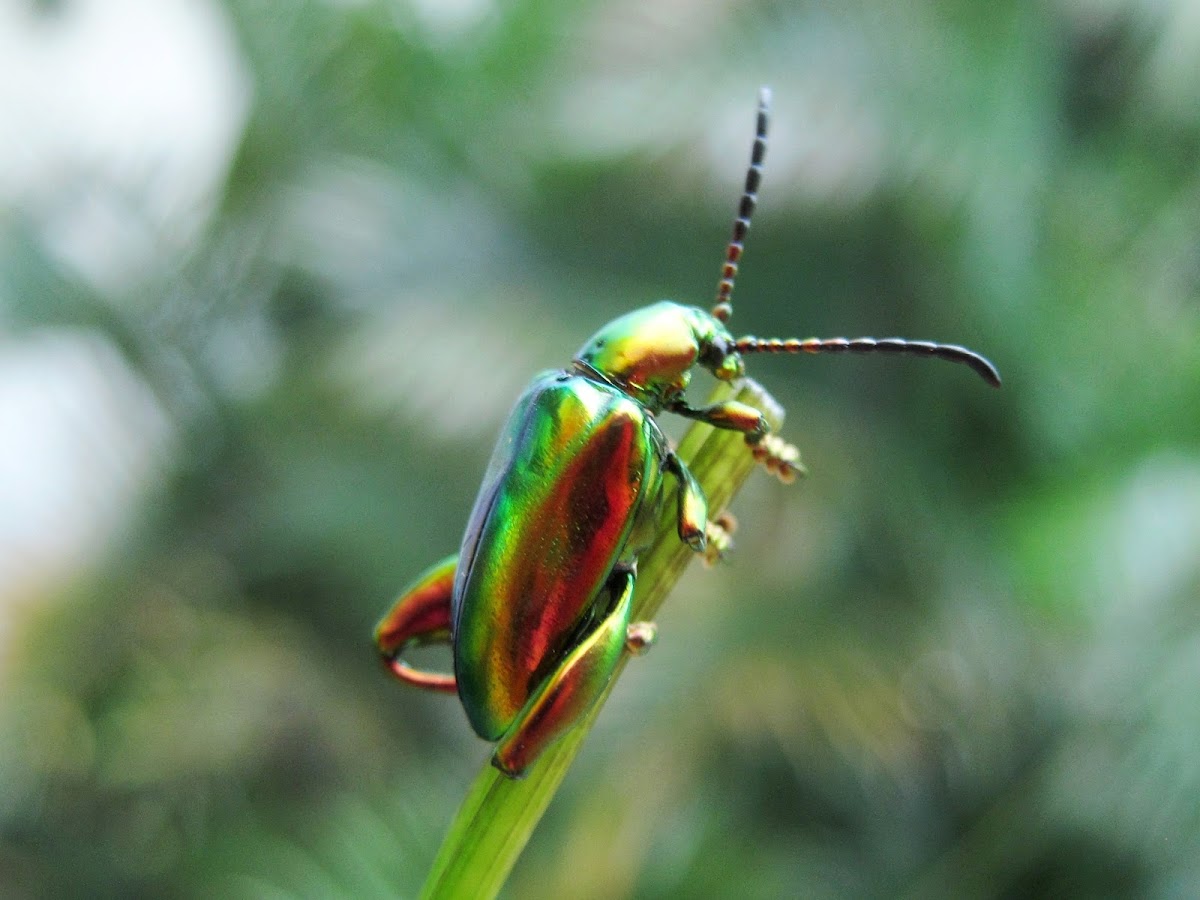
<box><xmin>374</xmin><ymin>88</ymin><xmax>1000</xmax><ymax>778</ymax></box>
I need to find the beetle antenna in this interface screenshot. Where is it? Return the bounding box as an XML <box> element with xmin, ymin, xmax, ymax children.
<box><xmin>734</xmin><ymin>335</ymin><xmax>1002</xmax><ymax>387</ymax></box>
<box><xmin>712</xmin><ymin>86</ymin><xmax>770</xmax><ymax>324</ymax></box>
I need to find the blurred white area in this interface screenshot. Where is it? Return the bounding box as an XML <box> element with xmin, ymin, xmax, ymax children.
<box><xmin>0</xmin><ymin>0</ymin><xmax>250</xmax><ymax>291</ymax></box>
<box><xmin>327</xmin><ymin>296</ymin><xmax>558</xmax><ymax>442</ymax></box>
<box><xmin>408</xmin><ymin>0</ymin><xmax>495</xmax><ymax>38</ymax></box>
<box><xmin>0</xmin><ymin>330</ymin><xmax>173</xmax><ymax>669</ymax></box>
<box><xmin>553</xmin><ymin>2</ymin><xmax>889</xmax><ymax>207</ymax></box>
<box><xmin>0</xmin><ymin>0</ymin><xmax>246</xmax><ymax>667</ymax></box>
<box><xmin>1107</xmin><ymin>454</ymin><xmax>1200</xmax><ymax>616</ymax></box>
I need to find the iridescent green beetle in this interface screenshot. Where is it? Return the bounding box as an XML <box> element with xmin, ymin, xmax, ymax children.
<box><xmin>375</xmin><ymin>88</ymin><xmax>1000</xmax><ymax>778</ymax></box>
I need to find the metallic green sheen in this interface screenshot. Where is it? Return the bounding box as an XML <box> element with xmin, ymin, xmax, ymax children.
<box><xmin>451</xmin><ymin>371</ymin><xmax>669</xmax><ymax>741</ymax></box>
<box><xmin>574</xmin><ymin>301</ymin><xmax>744</xmax><ymax>410</ymax></box>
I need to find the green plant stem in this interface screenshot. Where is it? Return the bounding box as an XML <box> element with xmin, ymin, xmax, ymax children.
<box><xmin>420</xmin><ymin>378</ymin><xmax>787</xmax><ymax>900</ymax></box>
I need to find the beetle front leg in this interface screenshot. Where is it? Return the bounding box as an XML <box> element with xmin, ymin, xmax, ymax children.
<box><xmin>668</xmin><ymin>397</ymin><xmax>804</xmax><ymax>483</ymax></box>
<box><xmin>374</xmin><ymin>555</ymin><xmax>459</xmax><ymax>694</ymax></box>
<box><xmin>667</xmin><ymin>397</ymin><xmax>768</xmax><ymax>441</ymax></box>
<box><xmin>492</xmin><ymin>566</ymin><xmax>654</xmax><ymax>777</ymax></box>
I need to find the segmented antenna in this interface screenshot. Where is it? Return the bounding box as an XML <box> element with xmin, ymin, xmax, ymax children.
<box><xmin>733</xmin><ymin>336</ymin><xmax>1002</xmax><ymax>387</ymax></box>
<box><xmin>712</xmin><ymin>87</ymin><xmax>770</xmax><ymax>323</ymax></box>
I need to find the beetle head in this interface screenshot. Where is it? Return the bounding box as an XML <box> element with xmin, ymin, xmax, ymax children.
<box><xmin>574</xmin><ymin>301</ymin><xmax>742</xmax><ymax>409</ymax></box>
<box><xmin>577</xmin><ymin>88</ymin><xmax>1001</xmax><ymax>408</ymax></box>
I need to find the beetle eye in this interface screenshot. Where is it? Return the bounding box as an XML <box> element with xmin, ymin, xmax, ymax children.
<box><xmin>700</xmin><ymin>336</ymin><xmax>730</xmax><ymax>368</ymax></box>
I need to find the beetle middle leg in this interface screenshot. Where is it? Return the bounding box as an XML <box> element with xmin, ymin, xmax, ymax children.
<box><xmin>492</xmin><ymin>565</ymin><xmax>654</xmax><ymax>777</ymax></box>
<box><xmin>374</xmin><ymin>554</ymin><xmax>458</xmax><ymax>694</ymax></box>
<box><xmin>702</xmin><ymin>511</ymin><xmax>738</xmax><ymax>566</ymax></box>
<box><xmin>663</xmin><ymin>450</ymin><xmax>709</xmax><ymax>552</ymax></box>
<box><xmin>662</xmin><ymin>453</ymin><xmax>754</xmax><ymax>559</ymax></box>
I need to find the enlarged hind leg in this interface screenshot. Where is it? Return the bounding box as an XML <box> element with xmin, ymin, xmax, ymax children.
<box><xmin>374</xmin><ymin>555</ymin><xmax>459</xmax><ymax>694</ymax></box>
<box><xmin>492</xmin><ymin>566</ymin><xmax>655</xmax><ymax>777</ymax></box>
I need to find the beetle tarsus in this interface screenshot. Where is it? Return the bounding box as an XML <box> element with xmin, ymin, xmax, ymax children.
<box><xmin>702</xmin><ymin>511</ymin><xmax>738</xmax><ymax>566</ymax></box>
<box><xmin>749</xmin><ymin>433</ymin><xmax>805</xmax><ymax>484</ymax></box>
<box><xmin>625</xmin><ymin>622</ymin><xmax>657</xmax><ymax>654</ymax></box>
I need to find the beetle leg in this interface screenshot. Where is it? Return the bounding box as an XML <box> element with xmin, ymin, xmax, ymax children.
<box><xmin>374</xmin><ymin>555</ymin><xmax>459</xmax><ymax>694</ymax></box>
<box><xmin>749</xmin><ymin>433</ymin><xmax>806</xmax><ymax>484</ymax></box>
<box><xmin>626</xmin><ymin>620</ymin><xmax>657</xmax><ymax>654</ymax></box>
<box><xmin>702</xmin><ymin>511</ymin><xmax>738</xmax><ymax>566</ymax></box>
<box><xmin>666</xmin><ymin>397</ymin><xmax>768</xmax><ymax>441</ymax></box>
<box><xmin>666</xmin><ymin>397</ymin><xmax>803</xmax><ymax>481</ymax></box>
<box><xmin>664</xmin><ymin>451</ymin><xmax>708</xmax><ymax>552</ymax></box>
<box><xmin>493</xmin><ymin>566</ymin><xmax>650</xmax><ymax>777</ymax></box>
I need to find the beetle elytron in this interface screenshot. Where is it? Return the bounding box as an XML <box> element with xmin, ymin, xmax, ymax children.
<box><xmin>375</xmin><ymin>88</ymin><xmax>1000</xmax><ymax>778</ymax></box>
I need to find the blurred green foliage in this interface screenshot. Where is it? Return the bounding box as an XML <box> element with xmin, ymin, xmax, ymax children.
<box><xmin>1</xmin><ymin>0</ymin><xmax>1198</xmax><ymax>897</ymax></box>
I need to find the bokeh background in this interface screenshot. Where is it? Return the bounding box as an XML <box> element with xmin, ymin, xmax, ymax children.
<box><xmin>2</xmin><ymin>0</ymin><xmax>1199</xmax><ymax>897</ymax></box>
